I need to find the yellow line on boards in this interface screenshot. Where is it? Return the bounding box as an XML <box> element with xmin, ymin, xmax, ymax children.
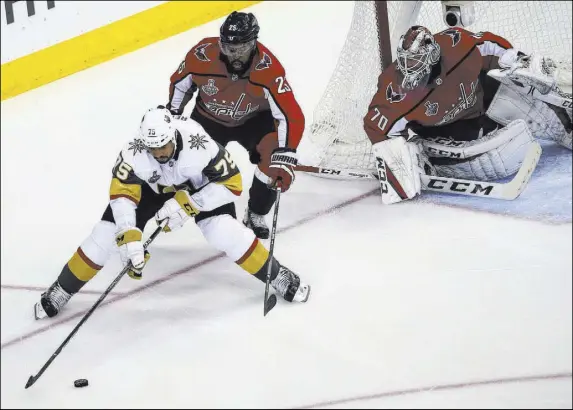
<box><xmin>1</xmin><ymin>1</ymin><xmax>262</xmax><ymax>101</ymax></box>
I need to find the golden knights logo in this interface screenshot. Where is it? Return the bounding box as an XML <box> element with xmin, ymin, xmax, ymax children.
<box><xmin>188</xmin><ymin>134</ymin><xmax>208</xmax><ymax>150</ymax></box>
<box><xmin>201</xmin><ymin>79</ymin><xmax>219</xmax><ymax>96</ymax></box>
<box><xmin>128</xmin><ymin>139</ymin><xmax>147</xmax><ymax>155</ymax></box>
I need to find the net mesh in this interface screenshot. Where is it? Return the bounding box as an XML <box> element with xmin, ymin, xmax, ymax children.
<box><xmin>303</xmin><ymin>1</ymin><xmax>573</xmax><ymax>173</ymax></box>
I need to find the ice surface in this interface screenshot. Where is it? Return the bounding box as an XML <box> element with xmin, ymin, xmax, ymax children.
<box><xmin>1</xmin><ymin>1</ymin><xmax>571</xmax><ymax>408</ymax></box>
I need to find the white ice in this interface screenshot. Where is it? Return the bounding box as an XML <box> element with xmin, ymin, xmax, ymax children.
<box><xmin>1</xmin><ymin>1</ymin><xmax>571</xmax><ymax>408</ymax></box>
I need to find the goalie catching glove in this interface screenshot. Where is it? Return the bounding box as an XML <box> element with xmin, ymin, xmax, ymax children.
<box><xmin>268</xmin><ymin>148</ymin><xmax>297</xmax><ymax>191</ymax></box>
<box><xmin>115</xmin><ymin>228</ymin><xmax>151</xmax><ymax>280</ymax></box>
<box><xmin>155</xmin><ymin>190</ymin><xmax>200</xmax><ymax>232</ymax></box>
<box><xmin>487</xmin><ymin>49</ymin><xmax>572</xmax><ymax>109</ymax></box>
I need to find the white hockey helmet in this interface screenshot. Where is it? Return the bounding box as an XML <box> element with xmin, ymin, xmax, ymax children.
<box><xmin>139</xmin><ymin>107</ymin><xmax>176</xmax><ymax>149</ymax></box>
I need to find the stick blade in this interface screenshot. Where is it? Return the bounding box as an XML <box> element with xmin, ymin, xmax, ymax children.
<box><xmin>264</xmin><ymin>294</ymin><xmax>277</xmax><ymax>316</ymax></box>
<box><xmin>25</xmin><ymin>375</ymin><xmax>36</xmax><ymax>389</ymax></box>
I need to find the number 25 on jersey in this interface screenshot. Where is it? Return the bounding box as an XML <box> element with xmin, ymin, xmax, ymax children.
<box><xmin>275</xmin><ymin>76</ymin><xmax>292</xmax><ymax>94</ymax></box>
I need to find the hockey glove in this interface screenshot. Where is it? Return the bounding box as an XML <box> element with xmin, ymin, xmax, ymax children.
<box><xmin>495</xmin><ymin>49</ymin><xmax>567</xmax><ymax>96</ymax></box>
<box><xmin>268</xmin><ymin>148</ymin><xmax>297</xmax><ymax>192</ymax></box>
<box><xmin>115</xmin><ymin>228</ymin><xmax>150</xmax><ymax>280</ymax></box>
<box><xmin>155</xmin><ymin>190</ymin><xmax>200</xmax><ymax>232</ymax></box>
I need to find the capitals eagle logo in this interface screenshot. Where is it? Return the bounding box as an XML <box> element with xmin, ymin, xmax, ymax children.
<box><xmin>255</xmin><ymin>52</ymin><xmax>272</xmax><ymax>71</ymax></box>
<box><xmin>386</xmin><ymin>83</ymin><xmax>406</xmax><ymax>104</ymax></box>
<box><xmin>194</xmin><ymin>43</ymin><xmax>211</xmax><ymax>62</ymax></box>
<box><xmin>441</xmin><ymin>29</ymin><xmax>461</xmax><ymax>47</ymax></box>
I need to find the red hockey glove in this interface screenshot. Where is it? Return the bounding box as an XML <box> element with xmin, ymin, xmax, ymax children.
<box><xmin>268</xmin><ymin>148</ymin><xmax>297</xmax><ymax>192</ymax></box>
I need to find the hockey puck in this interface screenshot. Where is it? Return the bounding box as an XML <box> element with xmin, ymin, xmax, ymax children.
<box><xmin>74</xmin><ymin>379</ymin><xmax>88</xmax><ymax>388</ymax></box>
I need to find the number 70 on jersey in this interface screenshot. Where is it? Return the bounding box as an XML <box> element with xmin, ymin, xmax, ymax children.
<box><xmin>370</xmin><ymin>108</ymin><xmax>388</xmax><ymax>131</ymax></box>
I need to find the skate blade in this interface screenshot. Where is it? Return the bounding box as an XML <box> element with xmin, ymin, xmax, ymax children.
<box><xmin>34</xmin><ymin>302</ymin><xmax>48</xmax><ymax>320</ymax></box>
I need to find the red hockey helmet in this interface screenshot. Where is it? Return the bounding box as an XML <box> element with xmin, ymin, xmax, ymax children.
<box><xmin>396</xmin><ymin>26</ymin><xmax>441</xmax><ymax>90</ymax></box>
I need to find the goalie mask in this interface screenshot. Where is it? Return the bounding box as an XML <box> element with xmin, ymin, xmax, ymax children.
<box><xmin>219</xmin><ymin>11</ymin><xmax>259</xmax><ymax>75</ymax></box>
<box><xmin>396</xmin><ymin>26</ymin><xmax>441</xmax><ymax>90</ymax></box>
<box><xmin>139</xmin><ymin>107</ymin><xmax>177</xmax><ymax>164</ymax></box>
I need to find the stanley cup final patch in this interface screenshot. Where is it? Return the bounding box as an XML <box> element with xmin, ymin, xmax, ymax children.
<box><xmin>425</xmin><ymin>100</ymin><xmax>439</xmax><ymax>116</ymax></box>
<box><xmin>148</xmin><ymin>170</ymin><xmax>161</xmax><ymax>183</ymax></box>
<box><xmin>202</xmin><ymin>79</ymin><xmax>219</xmax><ymax>96</ymax></box>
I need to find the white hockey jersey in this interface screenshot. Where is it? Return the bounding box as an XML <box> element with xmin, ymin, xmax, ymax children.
<box><xmin>109</xmin><ymin>118</ymin><xmax>242</xmax><ymax>230</ymax></box>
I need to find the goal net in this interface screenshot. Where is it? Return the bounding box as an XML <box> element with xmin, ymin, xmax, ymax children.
<box><xmin>301</xmin><ymin>1</ymin><xmax>573</xmax><ymax>174</ymax></box>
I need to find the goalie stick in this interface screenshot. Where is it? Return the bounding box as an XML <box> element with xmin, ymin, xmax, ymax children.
<box><xmin>296</xmin><ymin>140</ymin><xmax>541</xmax><ymax>201</ymax></box>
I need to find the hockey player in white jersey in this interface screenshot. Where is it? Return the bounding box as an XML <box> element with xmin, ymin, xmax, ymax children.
<box><xmin>34</xmin><ymin>107</ymin><xmax>310</xmax><ymax>319</ymax></box>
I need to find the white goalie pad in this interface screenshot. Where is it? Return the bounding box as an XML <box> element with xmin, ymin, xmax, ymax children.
<box><xmin>426</xmin><ymin>119</ymin><xmax>536</xmax><ymax>181</ymax></box>
<box><xmin>372</xmin><ymin>137</ymin><xmax>422</xmax><ymax>204</ymax></box>
<box><xmin>486</xmin><ymin>83</ymin><xmax>572</xmax><ymax>149</ymax></box>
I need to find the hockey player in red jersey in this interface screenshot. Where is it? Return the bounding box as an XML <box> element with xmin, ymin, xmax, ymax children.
<box><xmin>364</xmin><ymin>25</ymin><xmax>572</xmax><ymax>204</ymax></box>
<box><xmin>166</xmin><ymin>11</ymin><xmax>305</xmax><ymax>239</ymax></box>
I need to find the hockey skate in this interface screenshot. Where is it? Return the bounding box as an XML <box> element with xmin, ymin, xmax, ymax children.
<box><xmin>243</xmin><ymin>207</ymin><xmax>270</xmax><ymax>239</ymax></box>
<box><xmin>271</xmin><ymin>265</ymin><xmax>311</xmax><ymax>303</ymax></box>
<box><xmin>34</xmin><ymin>281</ymin><xmax>72</xmax><ymax>320</ymax></box>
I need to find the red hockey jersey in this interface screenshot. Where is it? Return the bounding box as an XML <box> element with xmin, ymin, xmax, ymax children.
<box><xmin>168</xmin><ymin>38</ymin><xmax>305</xmax><ymax>150</ymax></box>
<box><xmin>364</xmin><ymin>27</ymin><xmax>513</xmax><ymax>144</ymax></box>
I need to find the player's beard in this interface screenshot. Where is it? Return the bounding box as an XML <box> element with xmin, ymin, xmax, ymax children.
<box><xmin>220</xmin><ymin>50</ymin><xmax>254</xmax><ymax>76</ymax></box>
<box><xmin>155</xmin><ymin>155</ymin><xmax>171</xmax><ymax>164</ymax></box>
<box><xmin>230</xmin><ymin>58</ymin><xmax>246</xmax><ymax>72</ymax></box>
<box><xmin>150</xmin><ymin>140</ymin><xmax>176</xmax><ymax>164</ymax></box>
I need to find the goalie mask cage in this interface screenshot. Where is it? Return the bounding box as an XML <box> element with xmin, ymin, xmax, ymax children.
<box><xmin>302</xmin><ymin>1</ymin><xmax>573</xmax><ymax>174</ymax></box>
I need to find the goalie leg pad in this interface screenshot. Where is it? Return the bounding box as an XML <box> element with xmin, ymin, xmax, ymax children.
<box><xmin>431</xmin><ymin>119</ymin><xmax>535</xmax><ymax>181</ymax></box>
<box><xmin>372</xmin><ymin>137</ymin><xmax>422</xmax><ymax>204</ymax></box>
<box><xmin>486</xmin><ymin>83</ymin><xmax>572</xmax><ymax>149</ymax></box>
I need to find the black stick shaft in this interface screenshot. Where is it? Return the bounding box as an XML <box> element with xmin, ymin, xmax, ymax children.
<box><xmin>25</xmin><ymin>222</ymin><xmax>166</xmax><ymax>389</ymax></box>
<box><xmin>264</xmin><ymin>187</ymin><xmax>282</xmax><ymax>316</ymax></box>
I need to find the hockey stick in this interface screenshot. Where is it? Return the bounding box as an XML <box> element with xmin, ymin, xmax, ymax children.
<box><xmin>24</xmin><ymin>219</ymin><xmax>168</xmax><ymax>389</ymax></box>
<box><xmin>263</xmin><ymin>187</ymin><xmax>281</xmax><ymax>316</ymax></box>
<box><xmin>296</xmin><ymin>140</ymin><xmax>541</xmax><ymax>200</ymax></box>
